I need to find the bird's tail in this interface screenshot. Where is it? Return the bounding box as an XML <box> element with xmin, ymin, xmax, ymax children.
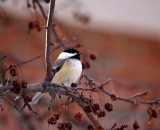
<box><xmin>29</xmin><ymin>92</ymin><xmax>43</xmax><ymax>105</ymax></box>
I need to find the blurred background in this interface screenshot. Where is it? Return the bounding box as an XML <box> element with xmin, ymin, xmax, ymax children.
<box><xmin>0</xmin><ymin>0</ymin><xmax>160</xmax><ymax>130</ymax></box>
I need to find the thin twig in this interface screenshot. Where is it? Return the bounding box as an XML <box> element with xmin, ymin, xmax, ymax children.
<box><xmin>127</xmin><ymin>90</ymin><xmax>150</xmax><ymax>100</ymax></box>
<box><xmin>19</xmin><ymin>91</ymin><xmax>38</xmax><ymax>115</ymax></box>
<box><xmin>35</xmin><ymin>0</ymin><xmax>47</xmax><ymax>19</ymax></box>
<box><xmin>35</xmin><ymin>0</ymin><xmax>67</xmax><ymax>48</ymax></box>
<box><xmin>0</xmin><ymin>55</ymin><xmax>7</xmax><ymax>85</ymax></box>
<box><xmin>70</xmin><ymin>87</ymin><xmax>99</xmax><ymax>92</ymax></box>
<box><xmin>52</xmin><ymin>27</ymin><xmax>67</xmax><ymax>48</ymax></box>
<box><xmin>1</xmin><ymin>96</ymin><xmax>19</xmax><ymax>110</ymax></box>
<box><xmin>110</xmin><ymin>122</ymin><xmax>117</xmax><ymax>130</ymax></box>
<box><xmin>99</xmin><ymin>78</ymin><xmax>112</xmax><ymax>88</ymax></box>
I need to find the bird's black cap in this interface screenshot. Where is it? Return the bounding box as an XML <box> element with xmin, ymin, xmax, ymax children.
<box><xmin>63</xmin><ymin>49</ymin><xmax>81</xmax><ymax>60</ymax></box>
<box><xmin>63</xmin><ymin>48</ymin><xmax>80</xmax><ymax>54</ymax></box>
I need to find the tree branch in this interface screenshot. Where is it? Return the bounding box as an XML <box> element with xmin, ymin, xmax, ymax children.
<box><xmin>99</xmin><ymin>83</ymin><xmax>160</xmax><ymax>105</ymax></box>
<box><xmin>0</xmin><ymin>82</ymin><xmax>105</xmax><ymax>129</ymax></box>
<box><xmin>45</xmin><ymin>0</ymin><xmax>55</xmax><ymax>81</ymax></box>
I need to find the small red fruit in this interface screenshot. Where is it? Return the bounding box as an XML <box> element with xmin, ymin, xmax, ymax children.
<box><xmin>74</xmin><ymin>111</ymin><xmax>83</xmax><ymax>122</ymax></box>
<box><xmin>84</xmin><ymin>105</ymin><xmax>92</xmax><ymax>113</ymax></box>
<box><xmin>97</xmin><ymin>110</ymin><xmax>105</xmax><ymax>118</ymax></box>
<box><xmin>88</xmin><ymin>124</ymin><xmax>95</xmax><ymax>130</ymax></box>
<box><xmin>21</xmin><ymin>80</ymin><xmax>28</xmax><ymax>88</ymax></box>
<box><xmin>54</xmin><ymin>112</ymin><xmax>60</xmax><ymax>120</ymax></box>
<box><xmin>10</xmin><ymin>67</ymin><xmax>17</xmax><ymax>76</ymax></box>
<box><xmin>48</xmin><ymin>116</ymin><xmax>57</xmax><ymax>125</ymax></box>
<box><xmin>28</xmin><ymin>21</ymin><xmax>33</xmax><ymax>29</ymax></box>
<box><xmin>133</xmin><ymin>120</ymin><xmax>140</xmax><ymax>129</ymax></box>
<box><xmin>11</xmin><ymin>80</ymin><xmax>21</xmax><ymax>94</ymax></box>
<box><xmin>37</xmin><ymin>27</ymin><xmax>41</xmax><ymax>32</ymax></box>
<box><xmin>45</xmin><ymin>0</ymin><xmax>50</xmax><ymax>3</ymax></box>
<box><xmin>32</xmin><ymin>20</ymin><xmax>40</xmax><ymax>28</ymax></box>
<box><xmin>90</xmin><ymin>53</ymin><xmax>97</xmax><ymax>61</ymax></box>
<box><xmin>111</xmin><ymin>94</ymin><xmax>117</xmax><ymax>101</ymax></box>
<box><xmin>82</xmin><ymin>61</ymin><xmax>91</xmax><ymax>69</ymax></box>
<box><xmin>67</xmin><ymin>122</ymin><xmax>72</xmax><ymax>129</ymax></box>
<box><xmin>57</xmin><ymin>123</ymin><xmax>62</xmax><ymax>129</ymax></box>
<box><xmin>92</xmin><ymin>103</ymin><xmax>101</xmax><ymax>111</ymax></box>
<box><xmin>25</xmin><ymin>94</ymin><xmax>32</xmax><ymax>102</ymax></box>
<box><xmin>104</xmin><ymin>103</ymin><xmax>113</xmax><ymax>112</ymax></box>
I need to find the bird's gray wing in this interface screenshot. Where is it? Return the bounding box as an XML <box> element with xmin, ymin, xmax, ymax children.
<box><xmin>52</xmin><ymin>59</ymin><xmax>66</xmax><ymax>73</ymax></box>
<box><xmin>30</xmin><ymin>59</ymin><xmax>67</xmax><ymax>105</ymax></box>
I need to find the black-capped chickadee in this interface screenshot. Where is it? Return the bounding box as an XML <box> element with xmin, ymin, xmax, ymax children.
<box><xmin>30</xmin><ymin>48</ymin><xmax>82</xmax><ymax>105</ymax></box>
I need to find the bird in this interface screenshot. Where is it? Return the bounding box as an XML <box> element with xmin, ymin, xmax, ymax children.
<box><xmin>30</xmin><ymin>48</ymin><xmax>82</xmax><ymax>105</ymax></box>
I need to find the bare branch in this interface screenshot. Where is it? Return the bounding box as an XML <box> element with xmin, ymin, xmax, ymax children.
<box><xmin>0</xmin><ymin>85</ymin><xmax>13</xmax><ymax>94</ymax></box>
<box><xmin>0</xmin><ymin>80</ymin><xmax>160</xmax><ymax>129</ymax></box>
<box><xmin>1</xmin><ymin>82</ymin><xmax>105</xmax><ymax>129</ymax></box>
<box><xmin>83</xmin><ymin>74</ymin><xmax>160</xmax><ymax>106</ymax></box>
<box><xmin>45</xmin><ymin>0</ymin><xmax>56</xmax><ymax>81</ymax></box>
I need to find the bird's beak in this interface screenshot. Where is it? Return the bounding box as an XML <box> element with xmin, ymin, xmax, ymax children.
<box><xmin>78</xmin><ymin>52</ymin><xmax>82</xmax><ymax>55</ymax></box>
